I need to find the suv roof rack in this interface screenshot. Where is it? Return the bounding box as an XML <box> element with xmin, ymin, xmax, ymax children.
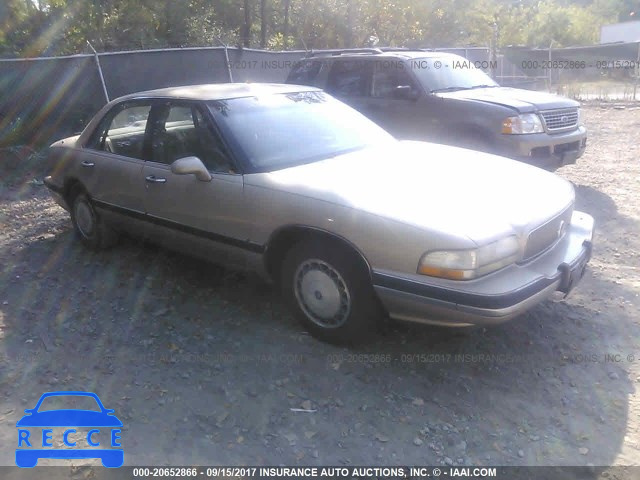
<box><xmin>304</xmin><ymin>48</ymin><xmax>383</xmax><ymax>58</ymax></box>
<box><xmin>302</xmin><ymin>47</ymin><xmax>439</xmax><ymax>58</ymax></box>
<box><xmin>378</xmin><ymin>47</ymin><xmax>414</xmax><ymax>52</ymax></box>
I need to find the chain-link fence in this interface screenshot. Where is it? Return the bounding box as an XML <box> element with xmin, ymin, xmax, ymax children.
<box><xmin>505</xmin><ymin>42</ymin><xmax>640</xmax><ymax>102</ymax></box>
<box><xmin>2</xmin><ymin>43</ymin><xmax>639</xmax><ymax>148</ymax></box>
<box><xmin>0</xmin><ymin>47</ymin><xmax>306</xmax><ymax>147</ymax></box>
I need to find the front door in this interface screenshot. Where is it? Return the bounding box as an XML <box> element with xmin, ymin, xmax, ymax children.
<box><xmin>364</xmin><ymin>60</ymin><xmax>434</xmax><ymax>140</ymax></box>
<box><xmin>141</xmin><ymin>102</ymin><xmax>251</xmax><ymax>266</ymax></box>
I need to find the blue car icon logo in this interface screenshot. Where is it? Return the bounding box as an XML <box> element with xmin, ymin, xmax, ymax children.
<box><xmin>16</xmin><ymin>391</ymin><xmax>123</xmax><ymax>468</ymax></box>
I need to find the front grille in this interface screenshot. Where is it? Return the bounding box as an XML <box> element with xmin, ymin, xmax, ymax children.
<box><xmin>540</xmin><ymin>108</ymin><xmax>578</xmax><ymax>132</ymax></box>
<box><xmin>523</xmin><ymin>205</ymin><xmax>574</xmax><ymax>261</ymax></box>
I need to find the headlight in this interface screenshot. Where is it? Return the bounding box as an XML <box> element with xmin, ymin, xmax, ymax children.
<box><xmin>417</xmin><ymin>236</ymin><xmax>520</xmax><ymax>280</ymax></box>
<box><xmin>502</xmin><ymin>113</ymin><xmax>544</xmax><ymax>134</ymax></box>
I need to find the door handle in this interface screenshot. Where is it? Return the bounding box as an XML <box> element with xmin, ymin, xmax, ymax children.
<box><xmin>81</xmin><ymin>161</ymin><xmax>95</xmax><ymax>167</ymax></box>
<box><xmin>145</xmin><ymin>175</ymin><xmax>167</xmax><ymax>184</ymax></box>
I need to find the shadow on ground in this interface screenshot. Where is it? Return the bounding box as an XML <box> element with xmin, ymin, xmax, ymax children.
<box><xmin>0</xmin><ymin>187</ymin><xmax>637</xmax><ymax>470</ymax></box>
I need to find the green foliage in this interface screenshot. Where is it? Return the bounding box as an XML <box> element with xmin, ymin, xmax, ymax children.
<box><xmin>0</xmin><ymin>0</ymin><xmax>637</xmax><ymax>57</ymax></box>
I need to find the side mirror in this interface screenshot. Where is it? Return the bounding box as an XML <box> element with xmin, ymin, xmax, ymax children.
<box><xmin>394</xmin><ymin>85</ymin><xmax>420</xmax><ymax>100</ymax></box>
<box><xmin>171</xmin><ymin>156</ymin><xmax>212</xmax><ymax>182</ymax></box>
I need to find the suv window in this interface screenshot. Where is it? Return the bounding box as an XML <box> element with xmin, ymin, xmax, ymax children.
<box><xmin>326</xmin><ymin>60</ymin><xmax>372</xmax><ymax>97</ymax></box>
<box><xmin>88</xmin><ymin>102</ymin><xmax>152</xmax><ymax>159</ymax></box>
<box><xmin>372</xmin><ymin>61</ymin><xmax>418</xmax><ymax>98</ymax></box>
<box><xmin>288</xmin><ymin>60</ymin><xmax>323</xmax><ymax>85</ymax></box>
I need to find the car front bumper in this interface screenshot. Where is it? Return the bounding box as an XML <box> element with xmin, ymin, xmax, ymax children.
<box><xmin>498</xmin><ymin>126</ymin><xmax>587</xmax><ymax>169</ymax></box>
<box><xmin>372</xmin><ymin>211</ymin><xmax>594</xmax><ymax>327</ymax></box>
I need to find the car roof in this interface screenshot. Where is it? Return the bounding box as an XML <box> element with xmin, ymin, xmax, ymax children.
<box><xmin>117</xmin><ymin>83</ymin><xmax>320</xmax><ymax>102</ymax></box>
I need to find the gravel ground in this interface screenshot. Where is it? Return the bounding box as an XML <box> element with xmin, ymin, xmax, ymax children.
<box><xmin>0</xmin><ymin>105</ymin><xmax>638</xmax><ymax>474</ymax></box>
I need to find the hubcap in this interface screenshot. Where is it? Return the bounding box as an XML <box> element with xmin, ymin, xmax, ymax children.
<box><xmin>74</xmin><ymin>199</ymin><xmax>95</xmax><ymax>238</ymax></box>
<box><xmin>294</xmin><ymin>259</ymin><xmax>351</xmax><ymax>328</ymax></box>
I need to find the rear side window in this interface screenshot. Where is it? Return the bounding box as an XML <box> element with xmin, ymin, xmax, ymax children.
<box><xmin>326</xmin><ymin>60</ymin><xmax>372</xmax><ymax>97</ymax></box>
<box><xmin>287</xmin><ymin>60</ymin><xmax>322</xmax><ymax>85</ymax></box>
<box><xmin>87</xmin><ymin>102</ymin><xmax>152</xmax><ymax>160</ymax></box>
<box><xmin>109</xmin><ymin>106</ymin><xmax>151</xmax><ymax>130</ymax></box>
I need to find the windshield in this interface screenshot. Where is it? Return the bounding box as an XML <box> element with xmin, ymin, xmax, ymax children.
<box><xmin>410</xmin><ymin>56</ymin><xmax>498</xmax><ymax>92</ymax></box>
<box><xmin>208</xmin><ymin>91</ymin><xmax>394</xmax><ymax>172</ymax></box>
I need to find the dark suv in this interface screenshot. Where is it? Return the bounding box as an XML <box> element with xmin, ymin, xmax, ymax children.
<box><xmin>286</xmin><ymin>49</ymin><xmax>587</xmax><ymax>169</ymax></box>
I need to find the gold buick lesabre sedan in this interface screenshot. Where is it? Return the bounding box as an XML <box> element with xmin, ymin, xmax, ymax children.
<box><xmin>44</xmin><ymin>83</ymin><xmax>594</xmax><ymax>343</ymax></box>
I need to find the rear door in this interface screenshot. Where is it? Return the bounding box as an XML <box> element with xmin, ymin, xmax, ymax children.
<box><xmin>80</xmin><ymin>101</ymin><xmax>152</xmax><ymax>220</ymax></box>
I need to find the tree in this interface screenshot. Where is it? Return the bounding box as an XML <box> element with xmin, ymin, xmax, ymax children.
<box><xmin>0</xmin><ymin>0</ymin><xmax>635</xmax><ymax>56</ymax></box>
<box><xmin>242</xmin><ymin>0</ymin><xmax>251</xmax><ymax>47</ymax></box>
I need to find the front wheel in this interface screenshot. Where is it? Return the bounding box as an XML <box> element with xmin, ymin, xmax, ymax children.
<box><xmin>281</xmin><ymin>240</ymin><xmax>381</xmax><ymax>344</ymax></box>
<box><xmin>69</xmin><ymin>187</ymin><xmax>118</xmax><ymax>250</ymax></box>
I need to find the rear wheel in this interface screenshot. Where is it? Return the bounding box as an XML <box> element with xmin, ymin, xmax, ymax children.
<box><xmin>281</xmin><ymin>240</ymin><xmax>381</xmax><ymax>344</ymax></box>
<box><xmin>69</xmin><ymin>186</ymin><xmax>118</xmax><ymax>250</ymax></box>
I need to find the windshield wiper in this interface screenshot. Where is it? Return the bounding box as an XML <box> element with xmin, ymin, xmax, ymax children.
<box><xmin>430</xmin><ymin>86</ymin><xmax>472</xmax><ymax>93</ymax></box>
<box><xmin>469</xmin><ymin>84</ymin><xmax>499</xmax><ymax>89</ymax></box>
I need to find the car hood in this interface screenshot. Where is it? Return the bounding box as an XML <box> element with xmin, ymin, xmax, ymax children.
<box><xmin>436</xmin><ymin>87</ymin><xmax>579</xmax><ymax>113</ymax></box>
<box><xmin>16</xmin><ymin>410</ymin><xmax>123</xmax><ymax>427</ymax></box>
<box><xmin>249</xmin><ymin>141</ymin><xmax>575</xmax><ymax>245</ymax></box>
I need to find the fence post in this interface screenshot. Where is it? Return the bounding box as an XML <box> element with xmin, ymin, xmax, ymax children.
<box><xmin>87</xmin><ymin>41</ymin><xmax>109</xmax><ymax>103</ymax></box>
<box><xmin>213</xmin><ymin>35</ymin><xmax>234</xmax><ymax>82</ymax></box>
<box><xmin>548</xmin><ymin>41</ymin><xmax>553</xmax><ymax>92</ymax></box>
<box><xmin>635</xmin><ymin>42</ymin><xmax>640</xmax><ymax>101</ymax></box>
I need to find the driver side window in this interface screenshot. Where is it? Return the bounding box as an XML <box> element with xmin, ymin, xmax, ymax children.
<box><xmin>193</xmin><ymin>109</ymin><xmax>236</xmax><ymax>174</ymax></box>
<box><xmin>372</xmin><ymin>62</ymin><xmax>418</xmax><ymax>98</ymax></box>
<box><xmin>149</xmin><ymin>103</ymin><xmax>234</xmax><ymax>174</ymax></box>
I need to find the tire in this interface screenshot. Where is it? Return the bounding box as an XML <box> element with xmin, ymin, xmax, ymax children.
<box><xmin>281</xmin><ymin>240</ymin><xmax>381</xmax><ymax>344</ymax></box>
<box><xmin>69</xmin><ymin>186</ymin><xmax>118</xmax><ymax>250</ymax></box>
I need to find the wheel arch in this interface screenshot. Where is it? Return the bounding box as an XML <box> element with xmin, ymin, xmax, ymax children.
<box><xmin>263</xmin><ymin>225</ymin><xmax>373</xmax><ymax>286</ymax></box>
<box><xmin>453</xmin><ymin>123</ymin><xmax>498</xmax><ymax>153</ymax></box>
<box><xmin>62</xmin><ymin>177</ymin><xmax>87</xmax><ymax>203</ymax></box>
<box><xmin>457</xmin><ymin>122</ymin><xmax>495</xmax><ymax>141</ymax></box>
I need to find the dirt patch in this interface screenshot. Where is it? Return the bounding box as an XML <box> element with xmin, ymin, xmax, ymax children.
<box><xmin>0</xmin><ymin>106</ymin><xmax>638</xmax><ymax>472</ymax></box>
